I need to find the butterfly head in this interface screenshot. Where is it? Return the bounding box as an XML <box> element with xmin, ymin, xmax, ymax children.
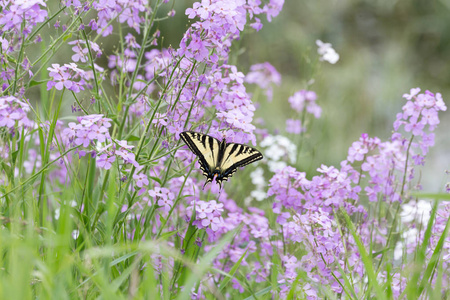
<box><xmin>214</xmin><ymin>173</ymin><xmax>224</xmax><ymax>189</ymax></box>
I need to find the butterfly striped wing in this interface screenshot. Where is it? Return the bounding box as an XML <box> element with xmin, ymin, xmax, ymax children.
<box><xmin>217</xmin><ymin>142</ymin><xmax>263</xmax><ymax>184</ymax></box>
<box><xmin>180</xmin><ymin>131</ymin><xmax>221</xmax><ymax>187</ymax></box>
<box><xmin>180</xmin><ymin>131</ymin><xmax>263</xmax><ymax>189</ymax></box>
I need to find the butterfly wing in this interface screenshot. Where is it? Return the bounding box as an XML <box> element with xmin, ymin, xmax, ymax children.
<box><xmin>217</xmin><ymin>142</ymin><xmax>263</xmax><ymax>185</ymax></box>
<box><xmin>180</xmin><ymin>131</ymin><xmax>221</xmax><ymax>188</ymax></box>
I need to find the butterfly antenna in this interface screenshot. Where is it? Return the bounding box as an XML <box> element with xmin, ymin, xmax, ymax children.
<box><xmin>218</xmin><ymin>184</ymin><xmax>223</xmax><ymax>199</ymax></box>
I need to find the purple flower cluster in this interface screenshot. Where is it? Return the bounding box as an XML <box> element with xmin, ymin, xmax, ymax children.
<box><xmin>187</xmin><ymin>200</ymin><xmax>224</xmax><ymax>232</ymax></box>
<box><xmin>279</xmin><ymin>256</ymin><xmax>317</xmax><ymax>299</ymax></box>
<box><xmin>103</xmin><ymin>0</ymin><xmax>285</xmax><ymax>146</ymax></box>
<box><xmin>245</xmin><ymin>62</ymin><xmax>281</xmax><ymax>102</ymax></box>
<box><xmin>0</xmin><ymin>0</ymin><xmax>48</xmax><ymax>92</ymax></box>
<box><xmin>264</xmin><ymin>89</ymin><xmax>446</xmax><ymax>297</ymax></box>
<box><xmin>47</xmin><ymin>63</ymin><xmax>91</xmax><ymax>93</ymax></box>
<box><xmin>64</xmin><ymin>114</ymin><xmax>111</xmax><ymax>149</ymax></box>
<box><xmin>269</xmin><ymin>164</ymin><xmax>363</xmax><ymax>214</ymax></box>
<box><xmin>348</xmin><ymin>89</ymin><xmax>447</xmax><ymax>203</ymax></box>
<box><xmin>64</xmin><ymin>0</ymin><xmax>148</xmax><ymax>37</ymax></box>
<box><xmin>0</xmin><ymin>95</ymin><xmax>32</xmax><ymax>130</ymax></box>
<box><xmin>68</xmin><ymin>40</ymin><xmax>102</xmax><ymax>63</ymax></box>
<box><xmin>395</xmin><ymin>88</ymin><xmax>446</xmax><ymax>153</ymax></box>
<box><xmin>62</xmin><ymin>114</ymin><xmax>140</xmax><ymax>172</ymax></box>
<box><xmin>288</xmin><ymin>89</ymin><xmax>321</xmax><ymax>118</ymax></box>
<box><xmin>430</xmin><ymin>203</ymin><xmax>450</xmax><ymax>261</ymax></box>
<box><xmin>148</xmin><ymin>187</ymin><xmax>175</xmax><ymax>213</ymax></box>
<box><xmin>0</xmin><ymin>0</ymin><xmax>48</xmax><ymax>35</ymax></box>
<box><xmin>92</xmin><ymin>0</ymin><xmax>146</xmax><ymax>36</ymax></box>
<box><xmin>286</xmin><ymin>118</ymin><xmax>303</xmax><ymax>134</ymax></box>
<box><xmin>286</xmin><ymin>89</ymin><xmax>321</xmax><ymax>134</ymax></box>
<box><xmin>206</xmin><ymin>205</ymin><xmax>274</xmax><ymax>292</ymax></box>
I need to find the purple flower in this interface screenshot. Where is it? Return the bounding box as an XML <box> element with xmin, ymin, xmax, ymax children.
<box><xmin>285</xmin><ymin>119</ymin><xmax>302</xmax><ymax>134</ymax></box>
<box><xmin>0</xmin><ymin>1</ymin><xmax>48</xmax><ymax>34</ymax></box>
<box><xmin>87</xmin><ymin>125</ymin><xmax>109</xmax><ymax>142</ymax></box>
<box><xmin>74</xmin><ymin>130</ymin><xmax>91</xmax><ymax>147</ymax></box>
<box><xmin>0</xmin><ymin>110</ymin><xmax>20</xmax><ymax>128</ymax></box>
<box><xmin>62</xmin><ymin>122</ymin><xmax>80</xmax><ymax>139</ymax></box>
<box><xmin>46</xmin><ymin>63</ymin><xmax>88</xmax><ymax>93</ymax></box>
<box><xmin>201</xmin><ymin>216</ymin><xmax>222</xmax><ymax>231</ymax></box>
<box><xmin>404</xmin><ymin>119</ymin><xmax>424</xmax><ymax>136</ymax></box>
<box><xmin>347</xmin><ymin>140</ymin><xmax>368</xmax><ymax>162</ymax></box>
<box><xmin>133</xmin><ymin>173</ymin><xmax>149</xmax><ymax>188</ymax></box>
<box><xmin>69</xmin><ymin>40</ymin><xmax>91</xmax><ymax>62</ymax></box>
<box><xmin>197</xmin><ymin>202</ymin><xmax>213</xmax><ymax>219</ymax></box>
<box><xmin>402</xmin><ymin>87</ymin><xmax>421</xmax><ymax>100</ymax></box>
<box><xmin>148</xmin><ymin>187</ymin><xmax>175</xmax><ymax>212</ymax></box>
<box><xmin>0</xmin><ymin>96</ymin><xmax>31</xmax><ymax>130</ymax></box>
<box><xmin>288</xmin><ymin>90</ymin><xmax>321</xmax><ymax>118</ymax></box>
<box><xmin>245</xmin><ymin>62</ymin><xmax>281</xmax><ymax>101</ymax></box>
<box><xmin>125</xmin><ymin>33</ymin><xmax>141</xmax><ymax>49</ymax></box>
<box><xmin>115</xmin><ymin>148</ymin><xmax>139</xmax><ymax>168</ymax></box>
<box><xmin>0</xmin><ymin>37</ymin><xmax>10</xmax><ymax>53</ymax></box>
<box><xmin>157</xmin><ymin>198</ymin><xmax>173</xmax><ymax>212</ymax></box>
<box><xmin>97</xmin><ymin>154</ymin><xmax>115</xmax><ymax>170</ymax></box>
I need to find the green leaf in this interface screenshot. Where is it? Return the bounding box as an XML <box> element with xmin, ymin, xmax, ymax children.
<box><xmin>148</xmin><ymin>176</ymin><xmax>162</xmax><ymax>185</ymax></box>
<box><xmin>287</xmin><ymin>273</ymin><xmax>302</xmax><ymax>300</ymax></box>
<box><xmin>62</xmin><ymin>32</ymin><xmax>72</xmax><ymax>41</ymax></box>
<box><xmin>176</xmin><ymin>229</ymin><xmax>236</xmax><ymax>300</ymax></box>
<box><xmin>127</xmin><ymin>135</ymin><xmax>141</xmax><ymax>142</ymax></box>
<box><xmin>109</xmin><ymin>251</ymin><xmax>139</xmax><ymax>267</ymax></box>
<box><xmin>159</xmin><ymin>229</ymin><xmax>182</xmax><ymax>240</ymax></box>
<box><xmin>219</xmin><ymin>249</ymin><xmax>248</xmax><ymax>292</ymax></box>
<box><xmin>29</xmin><ymin>80</ymin><xmax>47</xmax><ymax>87</ymax></box>
<box><xmin>11</xmin><ymin>150</ymin><xmax>19</xmax><ymax>165</ymax></box>
<box><xmin>243</xmin><ymin>284</ymin><xmax>285</xmax><ymax>300</ymax></box>
<box><xmin>418</xmin><ymin>202</ymin><xmax>450</xmax><ymax>295</ymax></box>
<box><xmin>1</xmin><ymin>162</ymin><xmax>13</xmax><ymax>183</ymax></box>
<box><xmin>405</xmin><ymin>200</ymin><xmax>438</xmax><ymax>298</ymax></box>
<box><xmin>335</xmin><ymin>255</ymin><xmax>358</xmax><ymax>299</ymax></box>
<box><xmin>412</xmin><ymin>192</ymin><xmax>450</xmax><ymax>201</ymax></box>
<box><xmin>341</xmin><ymin>208</ymin><xmax>386</xmax><ymax>300</ymax></box>
<box><xmin>5</xmin><ymin>54</ymin><xmax>17</xmax><ymax>64</ymax></box>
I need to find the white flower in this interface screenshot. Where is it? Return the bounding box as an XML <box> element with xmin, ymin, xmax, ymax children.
<box><xmin>316</xmin><ymin>40</ymin><xmax>339</xmax><ymax>64</ymax></box>
<box><xmin>400</xmin><ymin>200</ymin><xmax>432</xmax><ymax>224</ymax></box>
<box><xmin>394</xmin><ymin>228</ymin><xmax>419</xmax><ymax>260</ymax></box>
<box><xmin>72</xmin><ymin>230</ymin><xmax>80</xmax><ymax>240</ymax></box>
<box><xmin>268</xmin><ymin>160</ymin><xmax>287</xmax><ymax>172</ymax></box>
<box><xmin>394</xmin><ymin>241</ymin><xmax>403</xmax><ymax>260</ymax></box>
<box><xmin>261</xmin><ymin>135</ymin><xmax>297</xmax><ymax>163</ymax></box>
<box><xmin>251</xmin><ymin>190</ymin><xmax>267</xmax><ymax>201</ymax></box>
<box><xmin>251</xmin><ymin>167</ymin><xmax>265</xmax><ymax>187</ymax></box>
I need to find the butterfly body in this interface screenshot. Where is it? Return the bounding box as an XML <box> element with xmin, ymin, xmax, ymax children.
<box><xmin>180</xmin><ymin>131</ymin><xmax>263</xmax><ymax>188</ymax></box>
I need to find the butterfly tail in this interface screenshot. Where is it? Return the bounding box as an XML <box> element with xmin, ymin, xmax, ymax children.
<box><xmin>202</xmin><ymin>178</ymin><xmax>212</xmax><ymax>190</ymax></box>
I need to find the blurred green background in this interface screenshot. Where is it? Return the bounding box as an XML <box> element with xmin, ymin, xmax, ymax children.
<box><xmin>161</xmin><ymin>0</ymin><xmax>450</xmax><ymax>191</ymax></box>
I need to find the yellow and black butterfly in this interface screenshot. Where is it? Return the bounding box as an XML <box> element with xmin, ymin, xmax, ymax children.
<box><xmin>180</xmin><ymin>131</ymin><xmax>263</xmax><ymax>189</ymax></box>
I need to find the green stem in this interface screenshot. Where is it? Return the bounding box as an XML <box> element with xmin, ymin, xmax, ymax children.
<box><xmin>37</xmin><ymin>89</ymin><xmax>65</xmax><ymax>225</ymax></box>
<box><xmin>375</xmin><ymin>135</ymin><xmax>415</xmax><ymax>272</ymax></box>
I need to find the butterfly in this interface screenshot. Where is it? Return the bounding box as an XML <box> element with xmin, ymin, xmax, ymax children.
<box><xmin>180</xmin><ymin>131</ymin><xmax>263</xmax><ymax>189</ymax></box>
